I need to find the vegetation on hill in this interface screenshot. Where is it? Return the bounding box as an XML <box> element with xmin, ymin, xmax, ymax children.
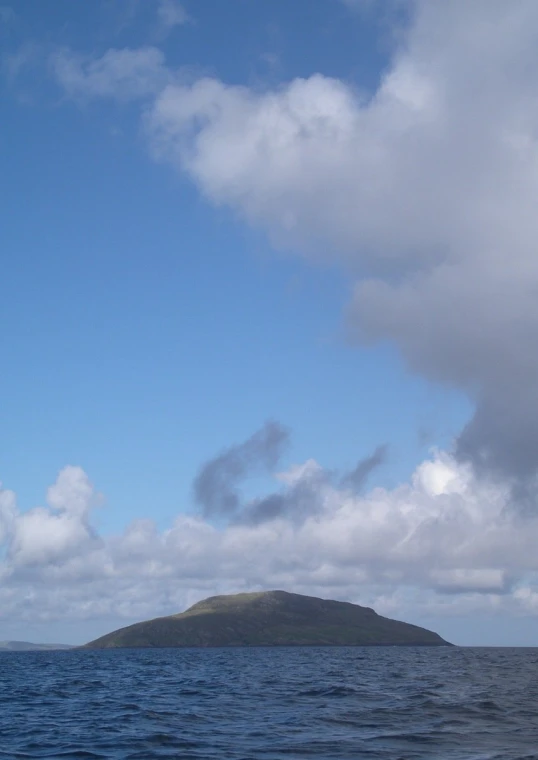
<box><xmin>84</xmin><ymin>590</ymin><xmax>451</xmax><ymax>648</ymax></box>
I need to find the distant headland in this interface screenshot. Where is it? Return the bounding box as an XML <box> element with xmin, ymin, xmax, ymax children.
<box><xmin>0</xmin><ymin>641</ymin><xmax>73</xmax><ymax>651</ymax></box>
<box><xmin>83</xmin><ymin>590</ymin><xmax>452</xmax><ymax>648</ymax></box>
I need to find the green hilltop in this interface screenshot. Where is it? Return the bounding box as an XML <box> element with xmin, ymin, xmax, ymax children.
<box><xmin>83</xmin><ymin>590</ymin><xmax>451</xmax><ymax>648</ymax></box>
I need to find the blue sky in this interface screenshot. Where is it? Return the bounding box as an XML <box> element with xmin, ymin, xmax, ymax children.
<box><xmin>2</xmin><ymin>0</ymin><xmax>538</xmax><ymax>646</ymax></box>
<box><xmin>2</xmin><ymin>0</ymin><xmax>467</xmax><ymax>526</ymax></box>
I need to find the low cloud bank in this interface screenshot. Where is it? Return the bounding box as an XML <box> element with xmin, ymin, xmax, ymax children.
<box><xmin>1</xmin><ymin>424</ymin><xmax>538</xmax><ymax>627</ymax></box>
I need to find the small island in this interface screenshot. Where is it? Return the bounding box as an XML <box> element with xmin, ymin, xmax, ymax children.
<box><xmin>83</xmin><ymin>590</ymin><xmax>451</xmax><ymax>648</ymax></box>
<box><xmin>0</xmin><ymin>641</ymin><xmax>73</xmax><ymax>651</ymax></box>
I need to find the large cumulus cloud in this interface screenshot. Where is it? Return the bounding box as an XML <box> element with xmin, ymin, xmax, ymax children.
<box><xmin>50</xmin><ymin>3</ymin><xmax>538</xmax><ymax>487</ymax></box>
<box><xmin>123</xmin><ymin>0</ymin><xmax>538</xmax><ymax>491</ymax></box>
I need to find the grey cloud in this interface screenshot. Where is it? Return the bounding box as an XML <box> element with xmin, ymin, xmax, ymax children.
<box><xmin>194</xmin><ymin>431</ymin><xmax>388</xmax><ymax>527</ymax></box>
<box><xmin>237</xmin><ymin>444</ymin><xmax>388</xmax><ymax>525</ymax></box>
<box><xmin>241</xmin><ymin>493</ymin><xmax>288</xmax><ymax>525</ymax></box>
<box><xmin>456</xmin><ymin>395</ymin><xmax>538</xmax><ymax>482</ymax></box>
<box><xmin>196</xmin><ymin>438</ymin><xmax>388</xmax><ymax>527</ymax></box>
<box><xmin>429</xmin><ymin>569</ymin><xmax>514</xmax><ymax>596</ymax></box>
<box><xmin>239</xmin><ymin>464</ymin><xmax>328</xmax><ymax>525</ymax></box>
<box><xmin>342</xmin><ymin>444</ymin><xmax>388</xmax><ymax>491</ymax></box>
<box><xmin>193</xmin><ymin>420</ymin><xmax>289</xmax><ymax>518</ymax></box>
<box><xmin>194</xmin><ymin>436</ymin><xmax>388</xmax><ymax>528</ymax></box>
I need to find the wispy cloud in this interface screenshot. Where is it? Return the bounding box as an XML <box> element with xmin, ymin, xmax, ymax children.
<box><xmin>156</xmin><ymin>0</ymin><xmax>190</xmax><ymax>36</ymax></box>
<box><xmin>50</xmin><ymin>46</ymin><xmax>169</xmax><ymax>101</ymax></box>
<box><xmin>0</xmin><ymin>4</ymin><xmax>16</xmax><ymax>27</ymax></box>
<box><xmin>2</xmin><ymin>41</ymin><xmax>38</xmax><ymax>83</ymax></box>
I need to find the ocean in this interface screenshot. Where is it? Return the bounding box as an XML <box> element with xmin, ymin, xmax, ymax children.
<box><xmin>0</xmin><ymin>646</ymin><xmax>536</xmax><ymax>759</ymax></box>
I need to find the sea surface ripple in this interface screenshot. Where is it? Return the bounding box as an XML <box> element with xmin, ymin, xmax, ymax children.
<box><xmin>0</xmin><ymin>646</ymin><xmax>537</xmax><ymax>759</ymax></box>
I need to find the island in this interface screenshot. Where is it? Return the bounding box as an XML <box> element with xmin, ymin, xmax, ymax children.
<box><xmin>83</xmin><ymin>590</ymin><xmax>451</xmax><ymax>648</ymax></box>
<box><xmin>0</xmin><ymin>641</ymin><xmax>73</xmax><ymax>651</ymax></box>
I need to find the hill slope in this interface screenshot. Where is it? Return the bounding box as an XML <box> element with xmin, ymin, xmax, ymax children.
<box><xmin>84</xmin><ymin>591</ymin><xmax>451</xmax><ymax>648</ymax></box>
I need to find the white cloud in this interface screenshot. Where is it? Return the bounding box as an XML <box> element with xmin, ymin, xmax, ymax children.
<box><xmin>48</xmin><ymin>8</ymin><xmax>538</xmax><ymax>485</ymax></box>
<box><xmin>47</xmin><ymin>465</ymin><xmax>95</xmax><ymax>517</ymax></box>
<box><xmin>514</xmin><ymin>586</ymin><xmax>538</xmax><ymax>613</ymax></box>
<box><xmin>8</xmin><ymin>468</ymin><xmax>98</xmax><ymax>568</ymax></box>
<box><xmin>138</xmin><ymin>1</ymin><xmax>538</xmax><ymax>485</ymax></box>
<box><xmin>0</xmin><ymin>485</ymin><xmax>17</xmax><ymax>544</ymax></box>
<box><xmin>10</xmin><ymin>508</ymin><xmax>95</xmax><ymax>567</ymax></box>
<box><xmin>0</xmin><ymin>452</ymin><xmax>538</xmax><ymax>635</ymax></box>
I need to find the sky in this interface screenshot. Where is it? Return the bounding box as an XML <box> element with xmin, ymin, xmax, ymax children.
<box><xmin>1</xmin><ymin>0</ymin><xmax>538</xmax><ymax>647</ymax></box>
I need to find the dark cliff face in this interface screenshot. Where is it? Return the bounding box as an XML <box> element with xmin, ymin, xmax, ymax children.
<box><xmin>83</xmin><ymin>590</ymin><xmax>451</xmax><ymax>649</ymax></box>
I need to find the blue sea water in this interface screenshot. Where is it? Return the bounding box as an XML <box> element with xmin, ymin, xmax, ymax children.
<box><xmin>0</xmin><ymin>646</ymin><xmax>536</xmax><ymax>759</ymax></box>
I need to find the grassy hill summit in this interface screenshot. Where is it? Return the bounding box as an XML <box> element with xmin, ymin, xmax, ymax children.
<box><xmin>83</xmin><ymin>590</ymin><xmax>451</xmax><ymax>648</ymax></box>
